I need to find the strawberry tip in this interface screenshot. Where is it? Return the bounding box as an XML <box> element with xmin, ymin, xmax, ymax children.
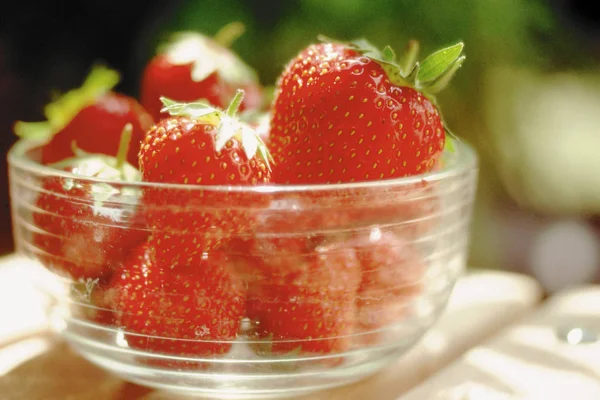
<box><xmin>225</xmin><ymin>89</ymin><xmax>245</xmax><ymax>117</ymax></box>
<box><xmin>115</xmin><ymin>123</ymin><xmax>133</xmax><ymax>172</ymax></box>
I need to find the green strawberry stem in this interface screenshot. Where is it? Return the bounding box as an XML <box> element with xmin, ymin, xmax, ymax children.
<box><xmin>70</xmin><ymin>141</ymin><xmax>89</xmax><ymax>159</ymax></box>
<box><xmin>225</xmin><ymin>89</ymin><xmax>245</xmax><ymax>117</ymax></box>
<box><xmin>115</xmin><ymin>123</ymin><xmax>133</xmax><ymax>171</ymax></box>
<box><xmin>400</xmin><ymin>40</ymin><xmax>420</xmax><ymax>76</ymax></box>
<box><xmin>213</xmin><ymin>21</ymin><xmax>246</xmax><ymax>48</ymax></box>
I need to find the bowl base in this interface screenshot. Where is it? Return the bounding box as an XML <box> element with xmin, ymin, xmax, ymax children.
<box><xmin>63</xmin><ymin>324</ymin><xmax>418</xmax><ymax>400</ymax></box>
<box><xmin>74</xmin><ymin>342</ymin><xmax>405</xmax><ymax>399</ymax></box>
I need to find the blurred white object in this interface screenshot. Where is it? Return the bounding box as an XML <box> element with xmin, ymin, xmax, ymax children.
<box><xmin>400</xmin><ymin>286</ymin><xmax>600</xmax><ymax>400</ymax></box>
<box><xmin>0</xmin><ymin>255</ymin><xmax>49</xmax><ymax>347</ymax></box>
<box><xmin>485</xmin><ymin>67</ymin><xmax>600</xmax><ymax>215</ymax></box>
<box><xmin>530</xmin><ymin>219</ymin><xmax>600</xmax><ymax>292</ymax></box>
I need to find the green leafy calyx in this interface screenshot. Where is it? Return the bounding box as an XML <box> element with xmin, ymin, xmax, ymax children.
<box><xmin>343</xmin><ymin>38</ymin><xmax>466</xmax><ymax>95</ymax></box>
<box><xmin>160</xmin><ymin>92</ymin><xmax>273</xmax><ymax>170</ymax></box>
<box><xmin>14</xmin><ymin>65</ymin><xmax>120</xmax><ymax>141</ymax></box>
<box><xmin>417</xmin><ymin>43</ymin><xmax>464</xmax><ymax>83</ymax></box>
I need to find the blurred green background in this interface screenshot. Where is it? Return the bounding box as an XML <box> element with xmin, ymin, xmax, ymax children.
<box><xmin>2</xmin><ymin>0</ymin><xmax>600</xmax><ymax>292</ymax></box>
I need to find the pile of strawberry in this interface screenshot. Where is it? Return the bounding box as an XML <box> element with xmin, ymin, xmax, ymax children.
<box><xmin>16</xmin><ymin>24</ymin><xmax>464</xmax><ymax>361</ymax></box>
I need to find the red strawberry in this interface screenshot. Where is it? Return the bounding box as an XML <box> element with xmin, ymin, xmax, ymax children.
<box><xmin>334</xmin><ymin>180</ymin><xmax>442</xmax><ymax>239</ymax></box>
<box><xmin>352</xmin><ymin>228</ymin><xmax>426</xmax><ymax>338</ymax></box>
<box><xmin>227</xmin><ymin>233</ymin><xmax>324</xmax><ymax>283</ymax></box>
<box><xmin>225</xmin><ymin>193</ymin><xmax>337</xmax><ymax>284</ymax></box>
<box><xmin>357</xmin><ymin>180</ymin><xmax>440</xmax><ymax>232</ymax></box>
<box><xmin>96</xmin><ymin>243</ymin><xmax>162</xmax><ymax>329</ymax></box>
<box><xmin>139</xmin><ymin>91</ymin><xmax>272</xmax><ymax>268</ymax></box>
<box><xmin>247</xmin><ymin>243</ymin><xmax>361</xmax><ymax>355</ymax></box>
<box><xmin>14</xmin><ymin>66</ymin><xmax>153</xmax><ymax>168</ymax></box>
<box><xmin>247</xmin><ymin>191</ymin><xmax>346</xmax><ymax>240</ymax></box>
<box><xmin>103</xmin><ymin>243</ymin><xmax>246</xmax><ymax>359</ymax></box>
<box><xmin>269</xmin><ymin>39</ymin><xmax>464</xmax><ymax>184</ymax></box>
<box><xmin>245</xmin><ymin>180</ymin><xmax>439</xmax><ymax>248</ymax></box>
<box><xmin>32</xmin><ymin>125</ymin><xmax>148</xmax><ymax>280</ymax></box>
<box><xmin>141</xmin><ymin>22</ymin><xmax>263</xmax><ymax>121</ymax></box>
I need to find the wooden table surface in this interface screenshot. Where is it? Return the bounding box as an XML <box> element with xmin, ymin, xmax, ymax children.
<box><xmin>0</xmin><ymin>256</ymin><xmax>543</xmax><ymax>399</ymax></box>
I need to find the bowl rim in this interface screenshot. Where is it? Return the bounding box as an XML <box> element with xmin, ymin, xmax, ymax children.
<box><xmin>8</xmin><ymin>139</ymin><xmax>477</xmax><ymax>193</ymax></box>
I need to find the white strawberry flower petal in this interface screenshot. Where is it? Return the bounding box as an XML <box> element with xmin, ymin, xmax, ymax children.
<box><xmin>217</xmin><ymin>51</ymin><xmax>258</xmax><ymax>85</ymax></box>
<box><xmin>164</xmin><ymin>32</ymin><xmax>257</xmax><ymax>85</ymax></box>
<box><xmin>164</xmin><ymin>34</ymin><xmax>224</xmax><ymax>82</ymax></box>
<box><xmin>191</xmin><ymin>57</ymin><xmax>220</xmax><ymax>83</ymax></box>
<box><xmin>165</xmin><ymin>34</ymin><xmax>210</xmax><ymax>65</ymax></box>
<box><xmin>240</xmin><ymin>124</ymin><xmax>259</xmax><ymax>160</ymax></box>
<box><xmin>215</xmin><ymin>116</ymin><xmax>239</xmax><ymax>152</ymax></box>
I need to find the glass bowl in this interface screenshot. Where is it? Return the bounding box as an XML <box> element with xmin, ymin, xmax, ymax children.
<box><xmin>8</xmin><ymin>139</ymin><xmax>477</xmax><ymax>399</ymax></box>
